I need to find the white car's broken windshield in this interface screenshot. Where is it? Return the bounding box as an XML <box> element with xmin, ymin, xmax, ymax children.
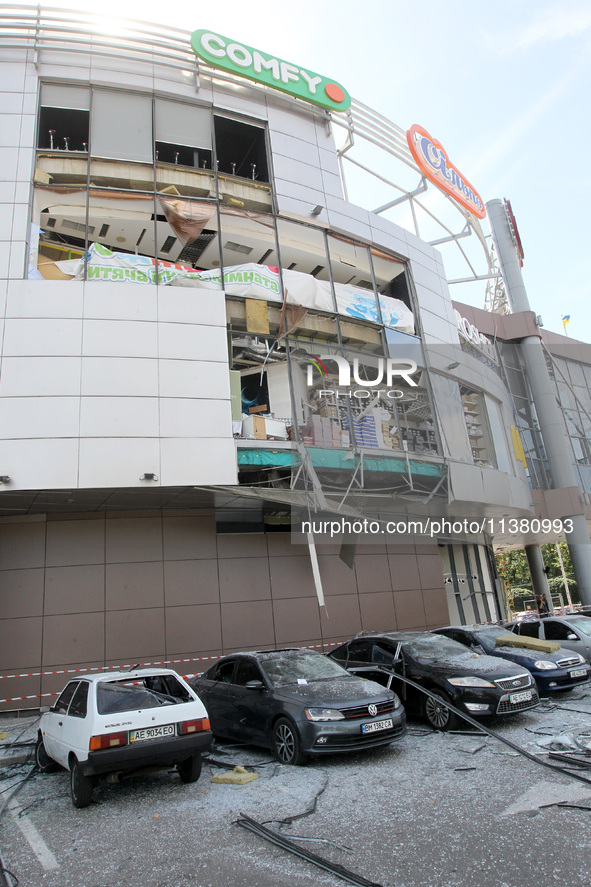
<box><xmin>97</xmin><ymin>681</ymin><xmax>180</xmax><ymax>715</ymax></box>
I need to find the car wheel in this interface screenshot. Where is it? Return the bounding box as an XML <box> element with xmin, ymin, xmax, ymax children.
<box><xmin>35</xmin><ymin>735</ymin><xmax>58</xmax><ymax>773</ymax></box>
<box><xmin>177</xmin><ymin>754</ymin><xmax>202</xmax><ymax>784</ymax></box>
<box><xmin>273</xmin><ymin>717</ymin><xmax>306</xmax><ymax>766</ymax></box>
<box><xmin>423</xmin><ymin>690</ymin><xmax>459</xmax><ymax>731</ymax></box>
<box><xmin>70</xmin><ymin>758</ymin><xmax>94</xmax><ymax>808</ymax></box>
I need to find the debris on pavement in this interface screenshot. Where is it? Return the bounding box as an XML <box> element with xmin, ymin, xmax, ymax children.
<box><xmin>211</xmin><ymin>766</ymin><xmax>259</xmax><ymax>785</ymax></box>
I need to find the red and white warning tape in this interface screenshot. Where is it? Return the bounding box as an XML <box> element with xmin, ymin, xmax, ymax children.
<box><xmin>0</xmin><ymin>642</ymin><xmax>339</xmax><ymax>704</ymax></box>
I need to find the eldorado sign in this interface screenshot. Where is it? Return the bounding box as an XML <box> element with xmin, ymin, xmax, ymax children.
<box><xmin>191</xmin><ymin>30</ymin><xmax>351</xmax><ymax>113</ymax></box>
<box><xmin>406</xmin><ymin>124</ymin><xmax>486</xmax><ymax>219</ymax></box>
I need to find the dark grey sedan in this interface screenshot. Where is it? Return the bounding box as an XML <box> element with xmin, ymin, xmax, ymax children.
<box><xmin>189</xmin><ymin>648</ymin><xmax>406</xmax><ymax>765</ymax></box>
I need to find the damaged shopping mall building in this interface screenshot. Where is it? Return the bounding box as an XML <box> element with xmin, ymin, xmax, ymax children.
<box><xmin>1</xmin><ymin>9</ymin><xmax>591</xmax><ymax>709</ymax></box>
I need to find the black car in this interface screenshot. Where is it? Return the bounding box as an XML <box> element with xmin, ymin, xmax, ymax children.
<box><xmin>189</xmin><ymin>648</ymin><xmax>406</xmax><ymax>765</ymax></box>
<box><xmin>328</xmin><ymin>631</ymin><xmax>539</xmax><ymax>731</ymax></box>
<box><xmin>434</xmin><ymin>625</ymin><xmax>590</xmax><ymax>695</ymax></box>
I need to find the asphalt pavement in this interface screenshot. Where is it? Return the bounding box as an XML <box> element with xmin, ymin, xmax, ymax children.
<box><xmin>1</xmin><ymin>691</ymin><xmax>591</xmax><ymax>887</ymax></box>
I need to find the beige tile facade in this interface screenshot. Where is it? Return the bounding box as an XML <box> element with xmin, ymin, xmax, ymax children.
<box><xmin>0</xmin><ymin>512</ymin><xmax>447</xmax><ymax>710</ymax></box>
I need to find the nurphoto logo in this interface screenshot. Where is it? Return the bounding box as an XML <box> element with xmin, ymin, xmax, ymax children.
<box><xmin>302</xmin><ymin>354</ymin><xmax>418</xmax><ymax>401</ymax></box>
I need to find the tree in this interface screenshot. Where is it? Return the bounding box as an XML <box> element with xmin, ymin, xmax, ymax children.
<box><xmin>495</xmin><ymin>543</ymin><xmax>579</xmax><ymax>611</ymax></box>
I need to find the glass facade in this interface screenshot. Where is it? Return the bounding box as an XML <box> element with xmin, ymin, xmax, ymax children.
<box><xmin>546</xmin><ymin>353</ymin><xmax>591</xmax><ymax>493</ymax></box>
<box><xmin>497</xmin><ymin>343</ymin><xmax>551</xmax><ymax>488</ymax></box>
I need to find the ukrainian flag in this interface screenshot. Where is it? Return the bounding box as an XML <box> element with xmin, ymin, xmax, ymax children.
<box><xmin>562</xmin><ymin>315</ymin><xmax>570</xmax><ymax>331</ymax></box>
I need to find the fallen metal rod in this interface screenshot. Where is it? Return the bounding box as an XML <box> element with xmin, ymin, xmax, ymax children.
<box><xmin>386</xmin><ymin>671</ymin><xmax>591</xmax><ymax>788</ymax></box>
<box><xmin>236</xmin><ymin>813</ymin><xmax>384</xmax><ymax>887</ymax></box>
<box><xmin>0</xmin><ymin>765</ymin><xmax>36</xmax><ymax>887</ymax></box>
<box><xmin>547</xmin><ymin>752</ymin><xmax>591</xmax><ymax>769</ymax></box>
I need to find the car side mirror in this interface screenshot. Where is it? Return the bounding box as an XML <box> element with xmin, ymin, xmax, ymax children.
<box><xmin>567</xmin><ymin>633</ymin><xmax>578</xmax><ymax>641</ymax></box>
<box><xmin>245</xmin><ymin>680</ymin><xmax>264</xmax><ymax>690</ymax></box>
<box><xmin>39</xmin><ymin>705</ymin><xmax>51</xmax><ymax>714</ymax></box>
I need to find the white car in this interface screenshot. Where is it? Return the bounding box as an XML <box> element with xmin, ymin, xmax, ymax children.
<box><xmin>36</xmin><ymin>668</ymin><xmax>212</xmax><ymax>808</ymax></box>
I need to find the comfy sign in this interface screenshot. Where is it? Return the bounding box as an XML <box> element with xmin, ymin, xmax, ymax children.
<box><xmin>406</xmin><ymin>125</ymin><xmax>486</xmax><ymax>219</ymax></box>
<box><xmin>191</xmin><ymin>30</ymin><xmax>350</xmax><ymax>112</ymax></box>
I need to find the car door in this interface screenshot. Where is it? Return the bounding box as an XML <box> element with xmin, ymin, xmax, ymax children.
<box><xmin>541</xmin><ymin>620</ymin><xmax>590</xmax><ymax>661</ymax></box>
<box><xmin>396</xmin><ymin>644</ymin><xmax>429</xmax><ymax>712</ymax></box>
<box><xmin>198</xmin><ymin>659</ymin><xmax>238</xmax><ymax>738</ymax></box>
<box><xmin>42</xmin><ymin>680</ymin><xmax>80</xmax><ymax>764</ymax></box>
<box><xmin>228</xmin><ymin>659</ymin><xmax>272</xmax><ymax>746</ymax></box>
<box><xmin>334</xmin><ymin>640</ymin><xmax>371</xmax><ymax>674</ymax></box>
<box><xmin>57</xmin><ymin>681</ymin><xmax>90</xmax><ymax>765</ymax></box>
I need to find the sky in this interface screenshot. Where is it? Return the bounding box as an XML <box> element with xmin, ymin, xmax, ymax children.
<box><xmin>35</xmin><ymin>0</ymin><xmax>591</xmax><ymax>340</ymax></box>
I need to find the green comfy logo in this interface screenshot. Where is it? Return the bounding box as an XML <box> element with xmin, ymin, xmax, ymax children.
<box><xmin>191</xmin><ymin>30</ymin><xmax>350</xmax><ymax>112</ymax></box>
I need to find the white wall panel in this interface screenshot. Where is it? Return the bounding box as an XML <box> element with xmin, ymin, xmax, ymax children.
<box><xmin>81</xmin><ymin>357</ymin><xmax>158</xmax><ymax>397</ymax></box>
<box><xmin>160</xmin><ymin>437</ymin><xmax>237</xmax><ymax>486</ymax></box>
<box><xmin>159</xmin><ymin>398</ymin><xmax>232</xmax><ymax>438</ymax></box>
<box><xmin>8</xmin><ymin>241</ymin><xmax>26</xmax><ymax>279</ymax></box>
<box><xmin>82</xmin><ymin>320</ymin><xmax>158</xmax><ymax>358</ymax></box>
<box><xmin>0</xmin><ymin>94</ymin><xmax>24</xmax><ymax>115</ymax></box>
<box><xmin>15</xmin><ymin>147</ymin><xmax>34</xmax><ymax>182</ymax></box>
<box><xmin>19</xmin><ymin>114</ymin><xmax>35</xmax><ymax>148</ymax></box>
<box><xmin>0</xmin><ymin>396</ymin><xmax>80</xmax><ymax>438</ymax></box>
<box><xmin>6</xmin><ymin>279</ymin><xmax>84</xmax><ymax>318</ymax></box>
<box><xmin>321</xmin><ymin>170</ymin><xmax>344</xmax><ymax>199</ymax></box>
<box><xmin>3</xmin><ymin>318</ymin><xmax>82</xmax><ymax>356</ymax></box>
<box><xmin>272</xmin><ymin>154</ymin><xmax>324</xmax><ymax>191</ymax></box>
<box><xmin>269</xmin><ymin>131</ymin><xmax>320</xmax><ymax>168</ymax></box>
<box><xmin>0</xmin><ymin>148</ymin><xmax>18</xmax><ymax>183</ymax></box>
<box><xmin>83</xmin><ymin>282</ymin><xmax>158</xmax><ymax>322</ymax></box>
<box><xmin>79</xmin><ymin>397</ymin><xmax>159</xmax><ymax>437</ymax></box>
<box><xmin>266</xmin><ymin>101</ymin><xmax>319</xmax><ymax>144</ymax></box>
<box><xmin>0</xmin><ymin>183</ymin><xmax>16</xmax><ymax>203</ymax></box>
<box><xmin>0</xmin><ymin>438</ymin><xmax>80</xmax><ymax>489</ymax></box>
<box><xmin>78</xmin><ymin>437</ymin><xmax>160</xmax><ymax>487</ymax></box>
<box><xmin>158</xmin><ymin>359</ymin><xmax>230</xmax><ymax>400</ymax></box>
<box><xmin>0</xmin><ymin>357</ymin><xmax>81</xmax><ymax>397</ymax></box>
<box><xmin>0</xmin><ymin>115</ymin><xmax>20</xmax><ymax>147</ymax></box>
<box><xmin>156</xmin><ymin>289</ymin><xmax>226</xmax><ymax>326</ymax></box>
<box><xmin>157</xmin><ymin>323</ymin><xmax>227</xmax><ymax>362</ymax></box>
<box><xmin>0</xmin><ymin>65</ymin><xmax>27</xmax><ymax>92</ymax></box>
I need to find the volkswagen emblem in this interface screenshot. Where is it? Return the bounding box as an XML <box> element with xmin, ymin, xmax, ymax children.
<box><xmin>368</xmin><ymin>704</ymin><xmax>378</xmax><ymax>716</ymax></box>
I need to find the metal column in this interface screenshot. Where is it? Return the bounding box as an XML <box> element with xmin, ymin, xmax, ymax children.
<box><xmin>487</xmin><ymin>198</ymin><xmax>591</xmax><ymax>607</ymax></box>
<box><xmin>525</xmin><ymin>545</ymin><xmax>552</xmax><ymax>611</ymax></box>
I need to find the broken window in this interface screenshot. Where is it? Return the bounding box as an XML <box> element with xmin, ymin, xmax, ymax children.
<box><xmin>460</xmin><ymin>387</ymin><xmax>496</xmax><ymax>468</ymax></box>
<box><xmin>54</xmin><ymin>681</ymin><xmax>79</xmax><ymax>714</ymax></box>
<box><xmin>97</xmin><ymin>680</ymin><xmax>180</xmax><ymax>715</ymax></box>
<box><xmin>68</xmin><ymin>681</ymin><xmax>89</xmax><ymax>719</ymax></box>
<box><xmin>214</xmin><ymin>115</ymin><xmax>269</xmax><ymax>182</ymax></box>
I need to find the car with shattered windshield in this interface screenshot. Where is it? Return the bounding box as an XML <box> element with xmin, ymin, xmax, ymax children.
<box><xmin>36</xmin><ymin>668</ymin><xmax>212</xmax><ymax>808</ymax></box>
<box><xmin>434</xmin><ymin>625</ymin><xmax>590</xmax><ymax>695</ymax></box>
<box><xmin>327</xmin><ymin>631</ymin><xmax>539</xmax><ymax>731</ymax></box>
<box><xmin>189</xmin><ymin>648</ymin><xmax>406</xmax><ymax>765</ymax></box>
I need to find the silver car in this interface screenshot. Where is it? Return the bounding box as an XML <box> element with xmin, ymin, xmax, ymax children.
<box><xmin>505</xmin><ymin>614</ymin><xmax>591</xmax><ymax>663</ymax></box>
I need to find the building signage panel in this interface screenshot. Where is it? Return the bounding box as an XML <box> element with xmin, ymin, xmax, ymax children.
<box><xmin>191</xmin><ymin>30</ymin><xmax>351</xmax><ymax>112</ymax></box>
<box><xmin>406</xmin><ymin>124</ymin><xmax>486</xmax><ymax>219</ymax></box>
<box><xmin>454</xmin><ymin>310</ymin><xmax>495</xmax><ymax>358</ymax></box>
